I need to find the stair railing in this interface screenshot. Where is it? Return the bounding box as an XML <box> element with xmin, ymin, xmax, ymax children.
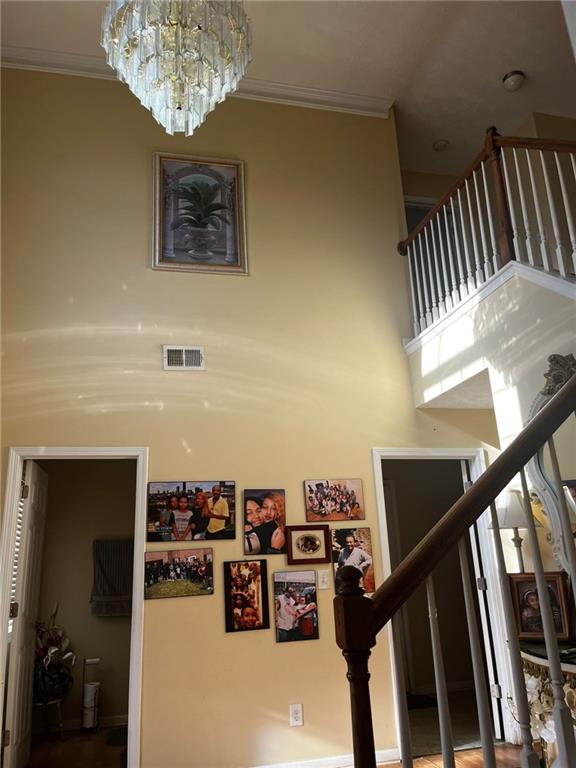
<box><xmin>334</xmin><ymin>374</ymin><xmax>576</xmax><ymax>768</ymax></box>
<box><xmin>398</xmin><ymin>128</ymin><xmax>576</xmax><ymax>337</ymax></box>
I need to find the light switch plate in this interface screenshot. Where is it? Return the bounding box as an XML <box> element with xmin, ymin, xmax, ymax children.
<box><xmin>318</xmin><ymin>569</ymin><xmax>330</xmax><ymax>589</ymax></box>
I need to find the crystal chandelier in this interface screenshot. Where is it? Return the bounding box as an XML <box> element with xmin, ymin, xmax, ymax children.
<box><xmin>101</xmin><ymin>1</ymin><xmax>251</xmax><ymax>136</ymax></box>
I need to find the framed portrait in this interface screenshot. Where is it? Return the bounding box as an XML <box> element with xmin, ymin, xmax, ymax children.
<box><xmin>144</xmin><ymin>549</ymin><xmax>213</xmax><ymax>600</ymax></box>
<box><xmin>147</xmin><ymin>481</ymin><xmax>236</xmax><ymax>542</ymax></box>
<box><xmin>224</xmin><ymin>560</ymin><xmax>269</xmax><ymax>633</ymax></box>
<box><xmin>243</xmin><ymin>489</ymin><xmax>286</xmax><ymax>555</ymax></box>
<box><xmin>273</xmin><ymin>571</ymin><xmax>319</xmax><ymax>643</ymax></box>
<box><xmin>509</xmin><ymin>572</ymin><xmax>571</xmax><ymax>641</ymax></box>
<box><xmin>286</xmin><ymin>525</ymin><xmax>330</xmax><ymax>565</ymax></box>
<box><xmin>153</xmin><ymin>153</ymin><xmax>247</xmax><ymax>275</ymax></box>
<box><xmin>304</xmin><ymin>478</ymin><xmax>364</xmax><ymax>522</ymax></box>
<box><xmin>331</xmin><ymin>528</ymin><xmax>375</xmax><ymax>594</ymax></box>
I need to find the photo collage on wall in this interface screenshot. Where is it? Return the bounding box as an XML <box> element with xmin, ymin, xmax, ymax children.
<box><xmin>144</xmin><ymin>477</ymin><xmax>373</xmax><ymax>640</ymax></box>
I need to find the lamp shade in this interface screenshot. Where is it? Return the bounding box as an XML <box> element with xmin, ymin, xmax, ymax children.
<box><xmin>489</xmin><ymin>490</ymin><xmax>542</xmax><ymax>530</ymax></box>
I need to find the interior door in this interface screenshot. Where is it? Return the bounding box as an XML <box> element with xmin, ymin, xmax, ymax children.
<box><xmin>460</xmin><ymin>459</ymin><xmax>504</xmax><ymax>741</ymax></box>
<box><xmin>3</xmin><ymin>461</ymin><xmax>48</xmax><ymax>768</ymax></box>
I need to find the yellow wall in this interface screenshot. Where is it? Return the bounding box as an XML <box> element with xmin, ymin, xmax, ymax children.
<box><xmin>36</xmin><ymin>459</ymin><xmax>136</xmax><ymax>724</ymax></box>
<box><xmin>2</xmin><ymin>69</ymin><xmax>497</xmax><ymax>768</ymax></box>
<box><xmin>514</xmin><ymin>112</ymin><xmax>576</xmax><ymax>140</ymax></box>
<box><xmin>401</xmin><ymin>170</ymin><xmax>459</xmax><ymax>201</ymax></box>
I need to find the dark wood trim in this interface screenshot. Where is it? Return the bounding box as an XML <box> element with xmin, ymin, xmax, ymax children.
<box><xmin>485</xmin><ymin>126</ymin><xmax>514</xmax><ymax>265</ymax></box>
<box><xmin>495</xmin><ymin>136</ymin><xmax>576</xmax><ymax>153</ymax></box>
<box><xmin>372</xmin><ymin>374</ymin><xmax>576</xmax><ymax>634</ymax></box>
<box><xmin>334</xmin><ymin>566</ymin><xmax>377</xmax><ymax>768</ymax></box>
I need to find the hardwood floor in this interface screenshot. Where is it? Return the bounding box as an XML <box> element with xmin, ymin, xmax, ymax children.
<box><xmin>27</xmin><ymin>727</ymin><xmax>126</xmax><ymax>768</ymax></box>
<box><xmin>381</xmin><ymin>744</ymin><xmax>522</xmax><ymax>767</ymax></box>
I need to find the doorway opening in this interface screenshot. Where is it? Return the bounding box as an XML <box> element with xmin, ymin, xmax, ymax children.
<box><xmin>0</xmin><ymin>447</ymin><xmax>147</xmax><ymax>768</ymax></box>
<box><xmin>373</xmin><ymin>449</ymin><xmax>506</xmax><ymax>760</ymax></box>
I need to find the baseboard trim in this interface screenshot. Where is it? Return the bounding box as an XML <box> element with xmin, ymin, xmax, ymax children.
<box><xmin>249</xmin><ymin>748</ymin><xmax>400</xmax><ymax>768</ymax></box>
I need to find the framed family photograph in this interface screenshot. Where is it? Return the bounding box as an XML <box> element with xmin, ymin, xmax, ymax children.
<box><xmin>286</xmin><ymin>525</ymin><xmax>330</xmax><ymax>565</ymax></box>
<box><xmin>153</xmin><ymin>153</ymin><xmax>247</xmax><ymax>275</ymax></box>
<box><xmin>224</xmin><ymin>560</ymin><xmax>269</xmax><ymax>633</ymax></box>
<box><xmin>509</xmin><ymin>572</ymin><xmax>571</xmax><ymax>641</ymax></box>
<box><xmin>147</xmin><ymin>481</ymin><xmax>236</xmax><ymax>542</ymax></box>
<box><xmin>243</xmin><ymin>489</ymin><xmax>286</xmax><ymax>555</ymax></box>
<box><xmin>144</xmin><ymin>549</ymin><xmax>213</xmax><ymax>600</ymax></box>
<box><xmin>274</xmin><ymin>571</ymin><xmax>319</xmax><ymax>643</ymax></box>
<box><xmin>304</xmin><ymin>478</ymin><xmax>364</xmax><ymax>521</ymax></box>
<box><xmin>331</xmin><ymin>528</ymin><xmax>375</xmax><ymax>594</ymax></box>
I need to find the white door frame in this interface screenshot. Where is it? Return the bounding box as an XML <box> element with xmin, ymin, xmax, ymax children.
<box><xmin>0</xmin><ymin>446</ymin><xmax>148</xmax><ymax>768</ymax></box>
<box><xmin>371</xmin><ymin>447</ymin><xmax>514</xmax><ymax>749</ymax></box>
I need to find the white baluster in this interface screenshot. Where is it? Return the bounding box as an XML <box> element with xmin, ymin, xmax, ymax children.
<box><xmin>457</xmin><ymin>187</ymin><xmax>476</xmax><ymax>291</ymax></box>
<box><xmin>430</xmin><ymin>221</ymin><xmax>449</xmax><ymax>314</ymax></box>
<box><xmin>512</xmin><ymin>149</ymin><xmax>535</xmax><ymax>266</ymax></box>
<box><xmin>424</xmin><ymin>226</ymin><xmax>440</xmax><ymax>320</ymax></box>
<box><xmin>501</xmin><ymin>148</ymin><xmax>522</xmax><ymax>261</ymax></box>
<box><xmin>525</xmin><ymin>149</ymin><xmax>551</xmax><ymax>271</ymax></box>
<box><xmin>407</xmin><ymin>244</ymin><xmax>423</xmax><ymax>336</ymax></box>
<box><xmin>539</xmin><ymin>151</ymin><xmax>568</xmax><ymax>277</ymax></box>
<box><xmin>435</xmin><ymin>214</ymin><xmax>454</xmax><ymax>310</ymax></box>
<box><xmin>443</xmin><ymin>205</ymin><xmax>461</xmax><ymax>304</ymax></box>
<box><xmin>481</xmin><ymin>160</ymin><xmax>500</xmax><ymax>273</ymax></box>
<box><xmin>417</xmin><ymin>233</ymin><xmax>433</xmax><ymax>328</ymax></box>
<box><xmin>465</xmin><ymin>178</ymin><xmax>484</xmax><ymax>283</ymax></box>
<box><xmin>450</xmin><ymin>197</ymin><xmax>468</xmax><ymax>299</ymax></box>
<box><xmin>555</xmin><ymin>152</ymin><xmax>576</xmax><ymax>276</ymax></box>
<box><xmin>472</xmin><ymin>169</ymin><xmax>492</xmax><ymax>279</ymax></box>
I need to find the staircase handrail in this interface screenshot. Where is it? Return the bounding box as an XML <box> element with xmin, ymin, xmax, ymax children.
<box><xmin>397</xmin><ymin>127</ymin><xmax>576</xmax><ymax>257</ymax></box>
<box><xmin>370</xmin><ymin>373</ymin><xmax>576</xmax><ymax>634</ymax></box>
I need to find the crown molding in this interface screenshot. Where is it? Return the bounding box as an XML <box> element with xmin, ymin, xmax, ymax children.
<box><xmin>1</xmin><ymin>45</ymin><xmax>391</xmax><ymax>118</ymax></box>
<box><xmin>236</xmin><ymin>79</ymin><xmax>390</xmax><ymax>117</ymax></box>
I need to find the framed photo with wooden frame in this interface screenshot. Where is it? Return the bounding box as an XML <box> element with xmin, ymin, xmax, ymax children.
<box><xmin>509</xmin><ymin>571</ymin><xmax>571</xmax><ymax>641</ymax></box>
<box><xmin>153</xmin><ymin>153</ymin><xmax>248</xmax><ymax>275</ymax></box>
<box><xmin>286</xmin><ymin>525</ymin><xmax>330</xmax><ymax>565</ymax></box>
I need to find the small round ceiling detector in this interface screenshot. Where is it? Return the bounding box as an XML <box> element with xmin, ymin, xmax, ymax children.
<box><xmin>432</xmin><ymin>139</ymin><xmax>450</xmax><ymax>153</ymax></box>
<box><xmin>502</xmin><ymin>70</ymin><xmax>526</xmax><ymax>92</ymax></box>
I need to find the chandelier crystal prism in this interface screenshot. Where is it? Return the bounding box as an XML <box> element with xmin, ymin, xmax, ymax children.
<box><xmin>101</xmin><ymin>0</ymin><xmax>252</xmax><ymax>136</ymax></box>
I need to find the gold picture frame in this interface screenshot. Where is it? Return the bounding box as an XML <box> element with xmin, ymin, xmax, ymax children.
<box><xmin>153</xmin><ymin>153</ymin><xmax>248</xmax><ymax>275</ymax></box>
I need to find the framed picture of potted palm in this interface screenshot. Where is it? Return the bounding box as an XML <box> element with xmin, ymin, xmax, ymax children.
<box><xmin>153</xmin><ymin>153</ymin><xmax>248</xmax><ymax>275</ymax></box>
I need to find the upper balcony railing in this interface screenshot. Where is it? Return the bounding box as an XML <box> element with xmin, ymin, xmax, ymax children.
<box><xmin>398</xmin><ymin>127</ymin><xmax>576</xmax><ymax>336</ymax></box>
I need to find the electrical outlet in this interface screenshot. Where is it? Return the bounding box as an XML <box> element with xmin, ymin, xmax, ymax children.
<box><xmin>289</xmin><ymin>703</ymin><xmax>303</xmax><ymax>727</ymax></box>
<box><xmin>318</xmin><ymin>570</ymin><xmax>330</xmax><ymax>589</ymax></box>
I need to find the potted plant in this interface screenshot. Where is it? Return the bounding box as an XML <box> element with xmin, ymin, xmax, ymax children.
<box><xmin>34</xmin><ymin>604</ymin><xmax>76</xmax><ymax>705</ymax></box>
<box><xmin>171</xmin><ymin>180</ymin><xmax>230</xmax><ymax>260</ymax></box>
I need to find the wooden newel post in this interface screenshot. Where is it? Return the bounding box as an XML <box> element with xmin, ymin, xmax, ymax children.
<box><xmin>484</xmin><ymin>125</ymin><xmax>515</xmax><ymax>266</ymax></box>
<box><xmin>334</xmin><ymin>566</ymin><xmax>377</xmax><ymax>768</ymax></box>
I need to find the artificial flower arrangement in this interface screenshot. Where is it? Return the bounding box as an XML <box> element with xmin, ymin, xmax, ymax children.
<box><xmin>33</xmin><ymin>604</ymin><xmax>76</xmax><ymax>705</ymax></box>
<box><xmin>510</xmin><ymin>669</ymin><xmax>576</xmax><ymax>767</ymax></box>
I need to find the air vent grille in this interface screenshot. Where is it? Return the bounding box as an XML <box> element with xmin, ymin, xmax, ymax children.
<box><xmin>163</xmin><ymin>345</ymin><xmax>205</xmax><ymax>371</ymax></box>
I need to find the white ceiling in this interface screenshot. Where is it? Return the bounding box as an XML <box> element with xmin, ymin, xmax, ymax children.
<box><xmin>2</xmin><ymin>0</ymin><xmax>575</xmax><ymax>175</ymax></box>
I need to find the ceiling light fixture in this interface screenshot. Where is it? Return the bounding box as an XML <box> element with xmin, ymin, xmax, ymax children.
<box><xmin>502</xmin><ymin>70</ymin><xmax>526</xmax><ymax>92</ymax></box>
<box><xmin>101</xmin><ymin>1</ymin><xmax>252</xmax><ymax>136</ymax></box>
<box><xmin>432</xmin><ymin>139</ymin><xmax>450</xmax><ymax>153</ymax></box>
